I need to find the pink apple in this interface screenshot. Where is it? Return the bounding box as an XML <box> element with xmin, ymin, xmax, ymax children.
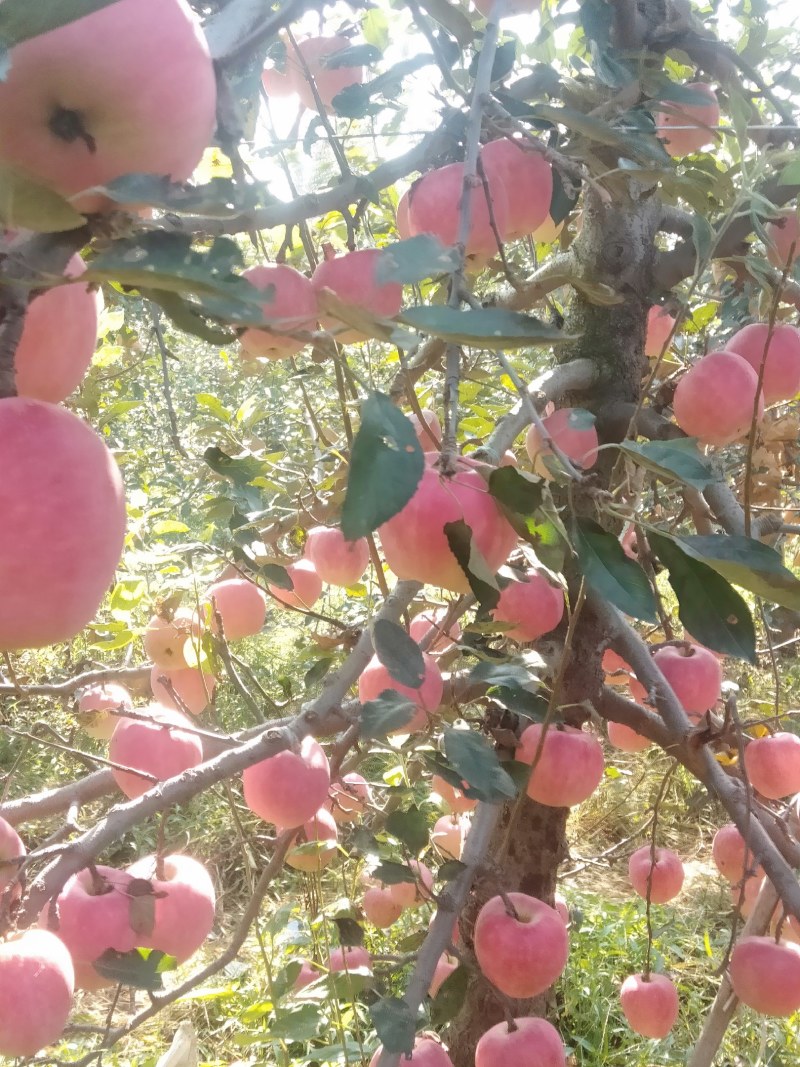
<box><xmin>730</xmin><ymin>873</ymin><xmax>763</xmax><ymax>918</ymax></box>
<box><xmin>475</xmin><ymin>1017</ymin><xmax>566</xmax><ymax>1067</ymax></box>
<box><xmin>431</xmin><ymin>814</ymin><xmax>468</xmax><ymax>860</ymax></box>
<box><xmin>525</xmin><ymin>408</ymin><xmax>599</xmax><ymax>478</ymax></box>
<box><xmin>329</xmin><ymin>773</ymin><xmax>371</xmax><ymax>823</ymax></box>
<box><xmin>712</xmin><ymin>823</ymin><xmax>762</xmax><ymax>884</ymax></box>
<box><xmin>655</xmin><ymin>83</ymin><xmax>720</xmax><ymax>157</ymax></box>
<box><xmin>363</xmin><ymin>886</ymin><xmax>404</xmax><ymax>928</ymax></box>
<box><xmin>304</xmin><ymin>526</ymin><xmax>370</xmax><ymax>587</ymax></box>
<box><xmin>286</xmin><ymin>36</ymin><xmax>363</xmax><ymax>114</ymax></box>
<box><xmin>432</xmin><ymin>774</ymin><xmax>477</xmax><ymax>814</ymax></box>
<box><xmin>151</xmin><ymin>665</ymin><xmax>216</xmax><ymax>716</ymax></box>
<box><xmin>727</xmin><ymin>323</ymin><xmax>800</xmax><ymax>404</ymax></box>
<box><xmin>409</xmin><ymin>408</ymin><xmax>442</xmax><ymax>451</ymax></box>
<box><xmin>744</xmin><ymin>732</ymin><xmax>800</xmax><ymax>799</ymax></box>
<box><xmin>77</xmin><ymin>682</ymin><xmax>134</xmax><ymax>740</ymax></box>
<box><xmin>125</xmin><ymin>853</ymin><xmax>216</xmax><ymax>962</ymax></box>
<box><xmin>652</xmin><ymin>644</ymin><xmax>722</xmax><ymax>715</ymax></box>
<box><xmin>628</xmin><ymin>846</ymin><xmax>684</xmax><ymax>903</ymax></box>
<box><xmin>312</xmin><ymin>247</ymin><xmax>403</xmax><ymax>343</ymax></box>
<box><xmin>358</xmin><ymin>651</ymin><xmax>444</xmax><ymax>733</ymax></box>
<box><xmin>268</xmin><ymin>559</ymin><xmax>323</xmax><ymax>611</ymax></box>
<box><xmin>44</xmin><ymin>865</ymin><xmax>139</xmax><ymax>962</ymax></box>
<box><xmin>370</xmin><ymin>1037</ymin><xmax>453</xmax><ymax>1067</ymax></box>
<box><xmin>491</xmin><ymin>572</ymin><xmax>565</xmax><ymax>642</ymax></box>
<box><xmin>0</xmin><ymin>816</ymin><xmax>25</xmax><ymax>897</ymax></box>
<box><xmin>388</xmin><ymin>860</ymin><xmax>434</xmax><ymax>909</ymax></box>
<box><xmin>408</xmin><ymin>159</ymin><xmax>508</xmax><ymax>262</ymax></box>
<box><xmin>729</xmin><ymin>936</ymin><xmax>800</xmax><ymax>1016</ymax></box>
<box><xmin>645</xmin><ymin>306</ymin><xmax>676</xmax><ymax>357</ymax></box>
<box><xmin>409</xmin><ymin>609</ymin><xmax>462</xmax><ymax>652</ymax></box>
<box><xmin>285</xmin><ymin>807</ymin><xmax>339</xmax><ymax>872</ymax></box>
<box><xmin>293</xmin><ymin>960</ymin><xmax>322</xmax><ymax>990</ymax></box>
<box><xmin>143</xmin><ymin>607</ymin><xmax>198</xmax><ymax>669</ymax></box>
<box><xmin>673</xmin><ymin>350</ymin><xmax>764</xmax><ymax>446</ymax></box>
<box><xmin>517</xmin><ymin>724</ymin><xmax>605</xmax><ymax>808</ymax></box>
<box><xmin>239</xmin><ymin>265</ymin><xmax>317</xmax><ymax>360</ymax></box>
<box><xmin>243</xmin><ymin>735</ymin><xmax>331</xmax><ymax>827</ymax></box>
<box><xmin>0</xmin><ymin>930</ymin><xmax>74</xmax><ymax>1057</ymax></box>
<box><xmin>766</xmin><ymin>210</ymin><xmax>800</xmax><ymax>270</ymax></box>
<box><xmin>328</xmin><ymin>945</ymin><xmax>373</xmax><ymax>975</ymax></box>
<box><xmin>205</xmin><ymin>578</ymin><xmax>267</xmax><ymax>640</ymax></box>
<box><xmin>109</xmin><ymin>705</ymin><xmax>203</xmax><ymax>799</ymax></box>
<box><xmin>607</xmin><ymin>720</ymin><xmax>651</xmax><ymax>752</ymax></box>
<box><xmin>473</xmin><ymin>892</ymin><xmax>569</xmax><ymax>999</ymax></box>
<box><xmin>429</xmin><ymin>953</ymin><xmax>459</xmax><ymax>997</ymax></box>
<box><xmin>620</xmin><ymin>972</ymin><xmax>679</xmax><ymax>1037</ymax></box>
<box><xmin>480</xmin><ymin>137</ymin><xmax>553</xmax><ymax>240</ymax></box>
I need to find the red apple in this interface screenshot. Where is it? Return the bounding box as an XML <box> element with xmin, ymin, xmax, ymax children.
<box><xmin>491</xmin><ymin>571</ymin><xmax>565</xmax><ymax>642</ymax></box>
<box><xmin>151</xmin><ymin>665</ymin><xmax>216</xmax><ymax>716</ymax></box>
<box><xmin>285</xmin><ymin>807</ymin><xmax>339</xmax><ymax>872</ymax></box>
<box><xmin>673</xmin><ymin>351</ymin><xmax>764</xmax><ymax>446</ymax></box>
<box><xmin>243</xmin><ymin>735</ymin><xmax>331</xmax><ymax>827</ymax></box>
<box><xmin>628</xmin><ymin>846</ymin><xmax>684</xmax><ymax>903</ymax></box>
<box><xmin>0</xmin><ymin>0</ymin><xmax>216</xmax><ymax>212</ymax></box>
<box><xmin>619</xmin><ymin>972</ymin><xmax>679</xmax><ymax>1037</ymax></box>
<box><xmin>358</xmin><ymin>651</ymin><xmax>444</xmax><ymax>733</ymax></box>
<box><xmin>286</xmin><ymin>36</ymin><xmax>363</xmax><ymax>113</ymax></box>
<box><xmin>293</xmin><ymin>960</ymin><xmax>323</xmax><ymax>990</ymax></box>
<box><xmin>407</xmin><ymin>159</ymin><xmax>509</xmax><ymax>261</ymax></box>
<box><xmin>363</xmin><ymin>886</ymin><xmax>404</xmax><ymax>928</ymax></box>
<box><xmin>239</xmin><ymin>264</ymin><xmax>318</xmax><ymax>360</ymax></box>
<box><xmin>729</xmin><ymin>936</ymin><xmax>800</xmax><ymax>1016</ymax></box>
<box><xmin>712</xmin><ymin>823</ymin><xmax>762</xmax><ymax>883</ymax></box>
<box><xmin>44</xmin><ymin>865</ymin><xmax>139</xmax><ymax>962</ymax></box>
<box><xmin>312</xmin><ymin>248</ymin><xmax>403</xmax><ymax>344</ymax></box>
<box><xmin>329</xmin><ymin>772</ymin><xmax>371</xmax><ymax>823</ymax></box>
<box><xmin>480</xmin><ymin>137</ymin><xmax>552</xmax><ymax>240</ymax></box>
<box><xmin>109</xmin><ymin>705</ymin><xmax>203</xmax><ymax>799</ymax></box>
<box><xmin>304</xmin><ymin>526</ymin><xmax>370</xmax><ymax>587</ymax></box>
<box><xmin>432</xmin><ymin>774</ymin><xmax>477</xmax><ymax>814</ymax></box>
<box><xmin>409</xmin><ymin>608</ymin><xmax>461</xmax><ymax>652</ymax></box>
<box><xmin>645</xmin><ymin>306</ymin><xmax>676</xmax><ymax>357</ymax></box>
<box><xmin>429</xmin><ymin>953</ymin><xmax>459</xmax><ymax>997</ymax></box>
<box><xmin>205</xmin><ymin>578</ymin><xmax>267</xmax><ymax>640</ymax></box>
<box><xmin>431</xmin><ymin>814</ymin><xmax>468</xmax><ymax>860</ymax></box>
<box><xmin>268</xmin><ymin>559</ymin><xmax>323</xmax><ymax>610</ymax></box>
<box><xmin>525</xmin><ymin>408</ymin><xmax>599</xmax><ymax>478</ymax></box>
<box><xmin>125</xmin><ymin>853</ymin><xmax>216</xmax><ymax>963</ymax></box>
<box><xmin>655</xmin><ymin>83</ymin><xmax>720</xmax><ymax>157</ymax></box>
<box><xmin>0</xmin><ymin>399</ymin><xmax>126</xmax><ymax>650</ymax></box>
<box><xmin>388</xmin><ymin>860</ymin><xmax>434</xmax><ymax>909</ymax></box>
<box><xmin>475</xmin><ymin>1017</ymin><xmax>566</xmax><ymax>1067</ymax></box>
<box><xmin>652</xmin><ymin>644</ymin><xmax>722</xmax><ymax>716</ymax></box>
<box><xmin>328</xmin><ymin>945</ymin><xmax>372</xmax><ymax>975</ymax></box>
<box><xmin>369</xmin><ymin>1037</ymin><xmax>453</xmax><ymax>1067</ymax></box>
<box><xmin>473</xmin><ymin>892</ymin><xmax>569</xmax><ymax>999</ymax></box>
<box><xmin>744</xmin><ymin>732</ymin><xmax>800</xmax><ymax>799</ymax></box>
<box><xmin>607</xmin><ymin>720</ymin><xmax>651</xmax><ymax>752</ymax></box>
<box><xmin>726</xmin><ymin>323</ymin><xmax>800</xmax><ymax>404</ymax></box>
<box><xmin>517</xmin><ymin>724</ymin><xmax>605</xmax><ymax>808</ymax></box>
<box><xmin>0</xmin><ymin>929</ymin><xmax>74</xmax><ymax>1057</ymax></box>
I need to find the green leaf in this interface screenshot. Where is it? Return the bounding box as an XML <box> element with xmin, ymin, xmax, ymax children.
<box><xmin>333</xmin><ymin>917</ymin><xmax>366</xmax><ymax>948</ymax></box>
<box><xmin>444</xmin><ymin>520</ymin><xmax>501</xmax><ymax>611</ymax></box>
<box><xmin>360</xmin><ymin>691</ymin><xmax>416</xmax><ymax>739</ymax></box>
<box><xmin>488</xmin><ymin>466</ymin><xmax>543</xmax><ymax>516</ymax></box>
<box><xmin>195</xmin><ymin>393</ymin><xmax>233</xmax><ymax>422</ymax></box>
<box><xmin>0</xmin><ymin>0</ymin><xmax>118</xmax><ymax>48</ymax></box>
<box><xmin>573</xmin><ymin>518</ymin><xmax>657</xmax><ymax>621</ymax></box>
<box><xmin>532</xmin><ymin>103</ymin><xmax>671</xmax><ymax>166</ymax></box>
<box><xmin>370</xmin><ymin>861</ymin><xmax>416</xmax><ymax>886</ymax></box>
<box><xmin>260</xmin><ymin>563</ymin><xmax>293</xmax><ymax>591</ymax></box>
<box><xmin>399</xmin><ymin>306</ymin><xmax>572</xmax><ymax>348</ymax></box>
<box><xmin>649</xmin><ymin>533</ymin><xmax>756</xmax><ymax>664</ymax></box>
<box><xmin>374</xmin><ymin>236</ymin><xmax>461</xmax><ymax>286</ymax></box>
<box><xmin>443</xmin><ymin>726</ymin><xmax>517</xmax><ymax>802</ymax></box>
<box><xmin>323</xmin><ymin>43</ymin><xmax>382</xmax><ymax>68</ymax></box>
<box><xmin>437</xmin><ymin>859</ymin><xmax>467</xmax><ymax>882</ymax></box>
<box><xmin>674</xmin><ymin>535</ymin><xmax>800</xmax><ymax>612</ymax></box>
<box><xmin>691</xmin><ymin>214</ymin><xmax>715</xmax><ymax>269</ymax></box>
<box><xmin>385</xmin><ymin>806</ymin><xmax>429</xmax><ymax>854</ymax></box>
<box><xmin>268</xmin><ymin>1004</ymin><xmax>323</xmax><ymax>1042</ymax></box>
<box><xmin>779</xmin><ymin>161</ymin><xmax>800</xmax><ymax>187</ymax></box>
<box><xmin>618</xmin><ymin>438</ymin><xmax>712</xmax><ymax>490</ymax></box>
<box><xmin>469</xmin><ymin>658</ymin><xmax>540</xmax><ymax>691</ymax></box>
<box><xmin>370</xmin><ymin>997</ymin><xmax>416</xmax><ymax>1056</ymax></box>
<box><xmin>93</xmin><ymin>948</ymin><xmax>175</xmax><ymax>990</ymax></box>
<box><xmin>418</xmin><ymin>0</ymin><xmax>474</xmax><ymax>45</ymax></box>
<box><xmin>304</xmin><ymin>657</ymin><xmax>334</xmax><ymax>690</ymax></box>
<box><xmin>341</xmin><ymin>393</ymin><xmax>424</xmax><ymax>540</ymax></box>
<box><xmin>0</xmin><ymin>165</ymin><xmax>85</xmax><ymax>231</ymax></box>
<box><xmin>109</xmin><ymin>578</ymin><xmax>145</xmax><ymax>620</ymax></box>
<box><xmin>372</xmin><ymin>618</ymin><xmax>425</xmax><ymax>688</ymax></box>
<box><xmin>430</xmin><ymin>966</ymin><xmax>469</xmax><ymax>1026</ymax></box>
<box><xmin>203</xmin><ymin>446</ymin><xmax>265</xmax><ymax>487</ymax></box>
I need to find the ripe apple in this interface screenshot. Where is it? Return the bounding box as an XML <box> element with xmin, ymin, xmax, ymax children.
<box><xmin>312</xmin><ymin>248</ymin><xmax>403</xmax><ymax>343</ymax></box>
<box><xmin>525</xmin><ymin>408</ymin><xmax>599</xmax><ymax>478</ymax></box>
<box><xmin>125</xmin><ymin>853</ymin><xmax>216</xmax><ymax>963</ymax></box>
<box><xmin>619</xmin><ymin>972</ymin><xmax>679</xmax><ymax>1037</ymax></box>
<box><xmin>726</xmin><ymin>323</ymin><xmax>800</xmax><ymax>404</ymax></box>
<box><xmin>397</xmin><ymin>189</ymin><xmax>412</xmax><ymax>239</ymax></box>
<box><xmin>475</xmin><ymin>1017</ymin><xmax>566</xmax><ymax>1067</ymax></box>
<box><xmin>517</xmin><ymin>724</ymin><xmax>605</xmax><ymax>808</ymax></box>
<box><xmin>304</xmin><ymin>526</ymin><xmax>370</xmax><ymax>587</ymax></box>
<box><xmin>358</xmin><ymin>651</ymin><xmax>444</xmax><ymax>733</ymax></box>
<box><xmin>44</xmin><ymin>865</ymin><xmax>139</xmax><ymax>961</ymax></box>
<box><xmin>491</xmin><ymin>571</ymin><xmax>565</xmax><ymax>642</ymax></box>
<box><xmin>473</xmin><ymin>892</ymin><xmax>569</xmax><ymax>998</ymax></box>
<box><xmin>143</xmin><ymin>608</ymin><xmax>198</xmax><ymax>669</ymax></box>
<box><xmin>243</xmin><ymin>735</ymin><xmax>331</xmax><ymax>827</ymax></box>
<box><xmin>293</xmin><ymin>960</ymin><xmax>323</xmax><ymax>990</ymax></box>
<box><xmin>379</xmin><ymin>456</ymin><xmax>517</xmax><ymax>593</ymax></box>
<box><xmin>328</xmin><ymin>945</ymin><xmax>372</xmax><ymax>975</ymax></box>
<box><xmin>480</xmin><ymin>137</ymin><xmax>552</xmax><ymax>240</ymax></box>
<box><xmin>151</xmin><ymin>665</ymin><xmax>216</xmax><ymax>716</ymax></box>
<box><xmin>432</xmin><ymin>774</ymin><xmax>477</xmax><ymax>814</ymax></box>
<box><xmin>652</xmin><ymin>644</ymin><xmax>722</xmax><ymax>716</ymax></box>
<box><xmin>363</xmin><ymin>886</ymin><xmax>404</xmax><ymax>928</ymax></box>
<box><xmin>655</xmin><ymin>83</ymin><xmax>720</xmax><ymax>157</ymax></box>
<box><xmin>286</xmin><ymin>36</ymin><xmax>363</xmax><ymax>113</ymax></box>
<box><xmin>0</xmin><ymin>929</ymin><xmax>74</xmax><ymax>1057</ymax></box>
<box><xmin>744</xmin><ymin>732</ymin><xmax>800</xmax><ymax>799</ymax></box>
<box><xmin>731</xmin><ymin>873</ymin><xmax>763</xmax><ymax>918</ymax></box>
<box><xmin>329</xmin><ymin>772</ymin><xmax>371</xmax><ymax>823</ymax></box>
<box><xmin>14</xmin><ymin>255</ymin><xmax>102</xmax><ymax>402</ymax></box>
<box><xmin>204</xmin><ymin>578</ymin><xmax>267</xmax><ymax>640</ymax></box>
<box><xmin>388</xmin><ymin>860</ymin><xmax>434</xmax><ymax>909</ymax></box>
<box><xmin>109</xmin><ymin>705</ymin><xmax>203</xmax><ymax>799</ymax></box>
<box><xmin>608</xmin><ymin>720</ymin><xmax>652</xmax><ymax>752</ymax></box>
<box><xmin>429</xmin><ymin>953</ymin><xmax>459</xmax><ymax>997</ymax></box>
<box><xmin>76</xmin><ymin>682</ymin><xmax>133</xmax><ymax>740</ymax></box>
<box><xmin>532</xmin><ymin>215</ymin><xmax>564</xmax><ymax>243</ymax></box>
<box><xmin>628</xmin><ymin>846</ymin><xmax>685</xmax><ymax>903</ymax></box>
<box><xmin>712</xmin><ymin>823</ymin><xmax>762</xmax><ymax>883</ymax></box>
<box><xmin>268</xmin><ymin>559</ymin><xmax>323</xmax><ymax>610</ymax></box>
<box><xmin>239</xmin><ymin>265</ymin><xmax>318</xmax><ymax>360</ymax></box>
<box><xmin>729</xmin><ymin>936</ymin><xmax>800</xmax><ymax>1016</ymax></box>
<box><xmin>285</xmin><ymin>807</ymin><xmax>339</xmax><ymax>872</ymax></box>
<box><xmin>369</xmin><ymin>1037</ymin><xmax>453</xmax><ymax>1067</ymax></box>
<box><xmin>0</xmin><ymin>0</ymin><xmax>217</xmax><ymax>212</ymax></box>
<box><xmin>645</xmin><ymin>305</ymin><xmax>676</xmax><ymax>357</ymax></box>
<box><xmin>407</xmin><ymin>159</ymin><xmax>509</xmax><ymax>261</ymax></box>
<box><xmin>408</xmin><ymin>407</ymin><xmax>442</xmax><ymax>451</ymax></box>
<box><xmin>0</xmin><ymin>816</ymin><xmax>25</xmax><ymax>898</ymax></box>
<box><xmin>766</xmin><ymin>210</ymin><xmax>800</xmax><ymax>270</ymax></box>
<box><xmin>409</xmin><ymin>608</ymin><xmax>461</xmax><ymax>651</ymax></box>
<box><xmin>0</xmin><ymin>399</ymin><xmax>126</xmax><ymax>650</ymax></box>
<box><xmin>431</xmin><ymin>814</ymin><xmax>468</xmax><ymax>860</ymax></box>
<box><xmin>673</xmin><ymin>350</ymin><xmax>764</xmax><ymax>446</ymax></box>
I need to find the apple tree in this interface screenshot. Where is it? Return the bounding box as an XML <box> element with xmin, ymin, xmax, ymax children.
<box><xmin>1</xmin><ymin>0</ymin><xmax>800</xmax><ymax>1064</ymax></box>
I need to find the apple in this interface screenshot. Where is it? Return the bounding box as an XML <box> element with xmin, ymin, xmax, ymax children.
<box><xmin>651</xmin><ymin>644</ymin><xmax>722</xmax><ymax>716</ymax></box>
<box><xmin>204</xmin><ymin>578</ymin><xmax>267</xmax><ymax>640</ymax></box>
<box><xmin>0</xmin><ymin>399</ymin><xmax>126</xmax><ymax>650</ymax></box>
<box><xmin>109</xmin><ymin>705</ymin><xmax>203</xmax><ymax>799</ymax></box>
<box><xmin>293</xmin><ymin>960</ymin><xmax>323</xmax><ymax>990</ymax></box>
<box><xmin>554</xmin><ymin>894</ymin><xmax>570</xmax><ymax>926</ymax></box>
<box><xmin>0</xmin><ymin>816</ymin><xmax>25</xmax><ymax>898</ymax></box>
<box><xmin>726</xmin><ymin>323</ymin><xmax>800</xmax><ymax>404</ymax></box>
<box><xmin>619</xmin><ymin>972</ymin><xmax>679</xmax><ymax>1037</ymax></box>
<box><xmin>379</xmin><ymin>456</ymin><xmax>517</xmax><ymax>593</ymax></box>
<box><xmin>480</xmin><ymin>137</ymin><xmax>552</xmax><ymax>240</ymax></box>
<box><xmin>729</xmin><ymin>936</ymin><xmax>800</xmax><ymax>1016</ymax></box>
<box><xmin>243</xmin><ymin>735</ymin><xmax>331</xmax><ymax>827</ymax></box>
<box><xmin>491</xmin><ymin>572</ymin><xmax>565</xmax><ymax>642</ymax></box>
<box><xmin>0</xmin><ymin>930</ymin><xmax>74</xmax><ymax>1057</ymax></box>
<box><xmin>363</xmin><ymin>886</ymin><xmax>404</xmax><ymax>928</ymax></box>
<box><xmin>125</xmin><ymin>853</ymin><xmax>216</xmax><ymax>962</ymax></box>
<box><xmin>731</xmin><ymin>873</ymin><xmax>763</xmax><ymax>918</ymax></box>
<box><xmin>268</xmin><ymin>559</ymin><xmax>323</xmax><ymax>611</ymax></box>
<box><xmin>285</xmin><ymin>807</ymin><xmax>339</xmax><ymax>872</ymax></box>
<box><xmin>44</xmin><ymin>865</ymin><xmax>139</xmax><ymax>962</ymax></box>
<box><xmin>744</xmin><ymin>732</ymin><xmax>800</xmax><ymax>799</ymax></box>
<box><xmin>525</xmin><ymin>408</ymin><xmax>599</xmax><ymax>478</ymax></box>
<box><xmin>329</xmin><ymin>772</ymin><xmax>371</xmax><ymax>823</ymax></box>
<box><xmin>151</xmin><ymin>665</ymin><xmax>216</xmax><ymax>716</ymax></box>
<box><xmin>766</xmin><ymin>210</ymin><xmax>800</xmax><ymax>270</ymax></box>
<box><xmin>673</xmin><ymin>351</ymin><xmax>764</xmax><ymax>446</ymax></box>
<box><xmin>72</xmin><ymin>958</ymin><xmax>114</xmax><ymax>992</ymax></box>
<box><xmin>0</xmin><ymin>0</ymin><xmax>216</xmax><ymax>212</ymax></box>
<box><xmin>369</xmin><ymin>1037</ymin><xmax>453</xmax><ymax>1067</ymax></box>
<box><xmin>712</xmin><ymin>823</ymin><xmax>762</xmax><ymax>883</ymax></box>
<box><xmin>655</xmin><ymin>83</ymin><xmax>720</xmax><ymax>157</ymax></box>
<box><xmin>77</xmin><ymin>682</ymin><xmax>134</xmax><ymax>740</ymax></box>
<box><xmin>645</xmin><ymin>306</ymin><xmax>676</xmax><ymax>357</ymax></box>
<box><xmin>475</xmin><ymin>1017</ymin><xmax>566</xmax><ymax>1067</ymax></box>
<box><xmin>628</xmin><ymin>846</ymin><xmax>685</xmax><ymax>903</ymax></box>
<box><xmin>14</xmin><ymin>255</ymin><xmax>102</xmax><ymax>402</ymax></box>
<box><xmin>608</xmin><ymin>720</ymin><xmax>652</xmax><ymax>752</ymax></box>
<box><xmin>473</xmin><ymin>892</ymin><xmax>569</xmax><ymax>998</ymax></box>
<box><xmin>286</xmin><ymin>36</ymin><xmax>363</xmax><ymax>113</ymax></box>
<box><xmin>429</xmin><ymin>953</ymin><xmax>459</xmax><ymax>997</ymax></box>
<box><xmin>431</xmin><ymin>814</ymin><xmax>468</xmax><ymax>860</ymax></box>
<box><xmin>312</xmin><ymin>248</ymin><xmax>403</xmax><ymax>343</ymax></box>
<box><xmin>397</xmin><ymin>189</ymin><xmax>412</xmax><ymax>238</ymax></box>
<box><xmin>432</xmin><ymin>774</ymin><xmax>477</xmax><ymax>814</ymax></box>
<box><xmin>408</xmin><ymin>407</ymin><xmax>442</xmax><ymax>451</ymax></box>
<box><xmin>409</xmin><ymin>608</ymin><xmax>461</xmax><ymax>651</ymax></box>
<box><xmin>388</xmin><ymin>860</ymin><xmax>434</xmax><ymax>909</ymax></box>
<box><xmin>517</xmin><ymin>724</ymin><xmax>605</xmax><ymax>808</ymax></box>
<box><xmin>532</xmin><ymin>215</ymin><xmax>564</xmax><ymax>243</ymax></box>
<box><xmin>239</xmin><ymin>265</ymin><xmax>318</xmax><ymax>361</ymax></box>
<box><xmin>143</xmin><ymin>608</ymin><xmax>198</xmax><ymax>669</ymax></box>
<box><xmin>304</xmin><ymin>526</ymin><xmax>370</xmax><ymax>587</ymax></box>
<box><xmin>358</xmin><ymin>651</ymin><xmax>444</xmax><ymax>733</ymax></box>
<box><xmin>407</xmin><ymin>159</ymin><xmax>509</xmax><ymax>261</ymax></box>
<box><xmin>328</xmin><ymin>945</ymin><xmax>372</xmax><ymax>975</ymax></box>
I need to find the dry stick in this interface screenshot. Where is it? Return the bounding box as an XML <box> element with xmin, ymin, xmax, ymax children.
<box><xmin>0</xmin><ymin>663</ymin><xmax>151</xmax><ymax>699</ymax></box>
